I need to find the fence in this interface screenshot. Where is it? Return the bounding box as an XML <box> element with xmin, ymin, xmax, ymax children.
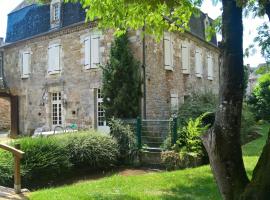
<box><xmin>123</xmin><ymin>117</ymin><xmax>178</xmax><ymax>150</ymax></box>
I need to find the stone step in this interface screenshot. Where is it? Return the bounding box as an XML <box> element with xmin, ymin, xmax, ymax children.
<box><xmin>140</xmin><ymin>151</ymin><xmax>164</xmax><ymax>169</ymax></box>
<box><xmin>0</xmin><ymin>186</ymin><xmax>28</xmax><ymax>200</ymax></box>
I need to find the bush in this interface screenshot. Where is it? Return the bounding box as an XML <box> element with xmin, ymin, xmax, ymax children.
<box><xmin>63</xmin><ymin>132</ymin><xmax>119</xmax><ymax>168</ymax></box>
<box><xmin>177</xmin><ymin>114</ymin><xmax>209</xmax><ymax>155</ymax></box>
<box><xmin>109</xmin><ymin>118</ymin><xmax>137</xmax><ymax>163</ymax></box>
<box><xmin>0</xmin><ymin>131</ymin><xmax>119</xmax><ymax>188</ymax></box>
<box><xmin>161</xmin><ymin>151</ymin><xmax>180</xmax><ymax>170</ymax></box>
<box><xmin>178</xmin><ymin>92</ymin><xmax>217</xmax><ymax>127</ymax></box>
<box><xmin>248</xmin><ymin>73</ymin><xmax>270</xmax><ymax>121</ymax></box>
<box><xmin>241</xmin><ymin>103</ymin><xmax>258</xmax><ymax>143</ymax></box>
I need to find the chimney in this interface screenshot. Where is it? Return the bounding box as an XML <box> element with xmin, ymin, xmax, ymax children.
<box><xmin>0</xmin><ymin>38</ymin><xmax>4</xmax><ymax>46</ymax></box>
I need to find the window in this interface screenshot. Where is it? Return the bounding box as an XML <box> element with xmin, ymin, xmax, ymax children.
<box><xmin>170</xmin><ymin>93</ymin><xmax>179</xmax><ymax>113</ymax></box>
<box><xmin>97</xmin><ymin>89</ymin><xmax>107</xmax><ymax>127</ymax></box>
<box><xmin>52</xmin><ymin>92</ymin><xmax>62</xmax><ymax>126</ymax></box>
<box><xmin>164</xmin><ymin>32</ymin><xmax>174</xmax><ymax>70</ymax></box>
<box><xmin>207</xmin><ymin>54</ymin><xmax>214</xmax><ymax>80</ymax></box>
<box><xmin>48</xmin><ymin>44</ymin><xmax>61</xmax><ymax>74</ymax></box>
<box><xmin>21</xmin><ymin>52</ymin><xmax>30</xmax><ymax>78</ymax></box>
<box><xmin>195</xmin><ymin>48</ymin><xmax>203</xmax><ymax>78</ymax></box>
<box><xmin>181</xmin><ymin>42</ymin><xmax>190</xmax><ymax>74</ymax></box>
<box><xmin>52</xmin><ymin>3</ymin><xmax>60</xmax><ymax>22</ymax></box>
<box><xmin>204</xmin><ymin>16</ymin><xmax>210</xmax><ymax>40</ymax></box>
<box><xmin>84</xmin><ymin>34</ymin><xmax>101</xmax><ymax>69</ymax></box>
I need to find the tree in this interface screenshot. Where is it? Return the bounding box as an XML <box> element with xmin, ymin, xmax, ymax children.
<box><xmin>38</xmin><ymin>0</ymin><xmax>270</xmax><ymax>198</ymax></box>
<box><xmin>101</xmin><ymin>34</ymin><xmax>141</xmax><ymax>119</ymax></box>
<box><xmin>249</xmin><ymin>73</ymin><xmax>270</xmax><ymax>120</ymax></box>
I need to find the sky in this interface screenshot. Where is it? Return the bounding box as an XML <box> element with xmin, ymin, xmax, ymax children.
<box><xmin>0</xmin><ymin>0</ymin><xmax>268</xmax><ymax>67</ymax></box>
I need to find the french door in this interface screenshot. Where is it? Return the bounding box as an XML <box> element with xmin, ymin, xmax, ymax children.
<box><xmin>51</xmin><ymin>92</ymin><xmax>63</xmax><ymax>129</ymax></box>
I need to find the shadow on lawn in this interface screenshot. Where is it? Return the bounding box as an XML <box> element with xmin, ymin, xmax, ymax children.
<box><xmin>159</xmin><ymin>175</ymin><xmax>221</xmax><ymax>200</ymax></box>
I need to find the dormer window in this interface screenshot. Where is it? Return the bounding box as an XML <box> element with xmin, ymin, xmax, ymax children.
<box><xmin>53</xmin><ymin>3</ymin><xmax>60</xmax><ymax>21</ymax></box>
<box><xmin>204</xmin><ymin>15</ymin><xmax>210</xmax><ymax>40</ymax></box>
<box><xmin>50</xmin><ymin>0</ymin><xmax>61</xmax><ymax>29</ymax></box>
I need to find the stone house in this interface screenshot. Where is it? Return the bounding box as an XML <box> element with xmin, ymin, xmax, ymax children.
<box><xmin>0</xmin><ymin>0</ymin><xmax>220</xmax><ymax>135</ymax></box>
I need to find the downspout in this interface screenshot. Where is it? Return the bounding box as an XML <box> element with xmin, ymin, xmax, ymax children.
<box><xmin>142</xmin><ymin>25</ymin><xmax>147</xmax><ymax>119</ymax></box>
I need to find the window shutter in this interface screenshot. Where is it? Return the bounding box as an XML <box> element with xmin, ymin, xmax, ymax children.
<box><xmin>91</xmin><ymin>35</ymin><xmax>100</xmax><ymax>68</ymax></box>
<box><xmin>170</xmin><ymin>93</ymin><xmax>179</xmax><ymax>113</ymax></box>
<box><xmin>195</xmin><ymin>49</ymin><xmax>202</xmax><ymax>77</ymax></box>
<box><xmin>181</xmin><ymin>43</ymin><xmax>189</xmax><ymax>74</ymax></box>
<box><xmin>164</xmin><ymin>32</ymin><xmax>173</xmax><ymax>70</ymax></box>
<box><xmin>22</xmin><ymin>52</ymin><xmax>30</xmax><ymax>77</ymax></box>
<box><xmin>48</xmin><ymin>46</ymin><xmax>54</xmax><ymax>73</ymax></box>
<box><xmin>54</xmin><ymin>45</ymin><xmax>60</xmax><ymax>72</ymax></box>
<box><xmin>207</xmin><ymin>55</ymin><xmax>213</xmax><ymax>80</ymax></box>
<box><xmin>84</xmin><ymin>37</ymin><xmax>91</xmax><ymax>69</ymax></box>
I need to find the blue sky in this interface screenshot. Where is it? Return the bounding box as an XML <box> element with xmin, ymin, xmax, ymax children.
<box><xmin>0</xmin><ymin>0</ymin><xmax>267</xmax><ymax>67</ymax></box>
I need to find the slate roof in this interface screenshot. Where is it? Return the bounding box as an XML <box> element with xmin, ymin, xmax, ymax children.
<box><xmin>5</xmin><ymin>1</ymin><xmax>217</xmax><ymax>46</ymax></box>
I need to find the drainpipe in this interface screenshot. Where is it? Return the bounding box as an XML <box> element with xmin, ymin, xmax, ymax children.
<box><xmin>142</xmin><ymin>25</ymin><xmax>147</xmax><ymax>119</ymax></box>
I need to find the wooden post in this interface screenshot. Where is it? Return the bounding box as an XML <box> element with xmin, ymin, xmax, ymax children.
<box><xmin>14</xmin><ymin>144</ymin><xmax>21</xmax><ymax>194</ymax></box>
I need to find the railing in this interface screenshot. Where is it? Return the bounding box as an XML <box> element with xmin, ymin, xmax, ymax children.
<box><xmin>136</xmin><ymin>117</ymin><xmax>178</xmax><ymax>150</ymax></box>
<box><xmin>0</xmin><ymin>143</ymin><xmax>24</xmax><ymax>194</ymax></box>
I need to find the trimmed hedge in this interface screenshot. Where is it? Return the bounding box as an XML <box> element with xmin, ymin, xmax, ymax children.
<box><xmin>0</xmin><ymin>131</ymin><xmax>119</xmax><ymax>188</ymax></box>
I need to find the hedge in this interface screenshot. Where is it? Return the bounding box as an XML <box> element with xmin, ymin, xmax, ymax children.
<box><xmin>0</xmin><ymin>131</ymin><xmax>119</xmax><ymax>188</ymax></box>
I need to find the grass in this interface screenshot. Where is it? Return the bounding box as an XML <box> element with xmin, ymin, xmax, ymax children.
<box><xmin>29</xmin><ymin>124</ymin><xmax>270</xmax><ymax>200</ymax></box>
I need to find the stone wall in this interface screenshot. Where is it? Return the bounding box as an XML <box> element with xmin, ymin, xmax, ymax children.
<box><xmin>144</xmin><ymin>32</ymin><xmax>220</xmax><ymax>119</ymax></box>
<box><xmin>0</xmin><ymin>98</ymin><xmax>11</xmax><ymax>130</ymax></box>
<box><xmin>2</xmin><ymin>23</ymin><xmax>114</xmax><ymax>134</ymax></box>
<box><xmin>1</xmin><ymin>23</ymin><xmax>219</xmax><ymax>133</ymax></box>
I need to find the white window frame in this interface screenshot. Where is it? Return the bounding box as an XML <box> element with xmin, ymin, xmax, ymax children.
<box><xmin>84</xmin><ymin>34</ymin><xmax>101</xmax><ymax>70</ymax></box>
<box><xmin>52</xmin><ymin>3</ymin><xmax>60</xmax><ymax>22</ymax></box>
<box><xmin>181</xmin><ymin>42</ymin><xmax>190</xmax><ymax>74</ymax></box>
<box><xmin>96</xmin><ymin>89</ymin><xmax>110</xmax><ymax>133</ymax></box>
<box><xmin>164</xmin><ymin>32</ymin><xmax>174</xmax><ymax>71</ymax></box>
<box><xmin>21</xmin><ymin>51</ymin><xmax>30</xmax><ymax>79</ymax></box>
<box><xmin>48</xmin><ymin>43</ymin><xmax>61</xmax><ymax>75</ymax></box>
<box><xmin>51</xmin><ymin>92</ymin><xmax>63</xmax><ymax>128</ymax></box>
<box><xmin>195</xmin><ymin>48</ymin><xmax>203</xmax><ymax>78</ymax></box>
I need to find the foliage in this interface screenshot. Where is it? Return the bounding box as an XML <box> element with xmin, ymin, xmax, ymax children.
<box><xmin>178</xmin><ymin>92</ymin><xmax>218</xmax><ymax>127</ymax></box>
<box><xmin>62</xmin><ymin>0</ymin><xmax>202</xmax><ymax>39</ymax></box>
<box><xmin>177</xmin><ymin>114</ymin><xmax>210</xmax><ymax>156</ymax></box>
<box><xmin>28</xmin><ymin>124</ymin><xmax>270</xmax><ymax>200</ymax></box>
<box><xmin>254</xmin><ymin>23</ymin><xmax>270</xmax><ymax>62</ymax></box>
<box><xmin>0</xmin><ymin>131</ymin><xmax>119</xmax><ymax>188</ymax></box>
<box><xmin>248</xmin><ymin>73</ymin><xmax>270</xmax><ymax>121</ymax></box>
<box><xmin>62</xmin><ymin>132</ymin><xmax>119</xmax><ymax>168</ymax></box>
<box><xmin>108</xmin><ymin>118</ymin><xmax>137</xmax><ymax>163</ymax></box>
<box><xmin>161</xmin><ymin>151</ymin><xmax>180</xmax><ymax>170</ymax></box>
<box><xmin>102</xmin><ymin>34</ymin><xmax>141</xmax><ymax>119</ymax></box>
<box><xmin>241</xmin><ymin>103</ymin><xmax>257</xmax><ymax>143</ymax></box>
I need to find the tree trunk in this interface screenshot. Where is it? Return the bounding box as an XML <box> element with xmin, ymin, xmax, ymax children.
<box><xmin>264</xmin><ymin>1</ymin><xmax>270</xmax><ymax>21</ymax></box>
<box><xmin>241</xmin><ymin>129</ymin><xmax>270</xmax><ymax>199</ymax></box>
<box><xmin>202</xmin><ymin>0</ymin><xmax>249</xmax><ymax>199</ymax></box>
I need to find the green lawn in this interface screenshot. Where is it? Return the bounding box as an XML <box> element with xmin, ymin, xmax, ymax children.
<box><xmin>29</xmin><ymin>124</ymin><xmax>269</xmax><ymax>200</ymax></box>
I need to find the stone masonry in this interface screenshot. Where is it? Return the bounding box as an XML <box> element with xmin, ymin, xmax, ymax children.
<box><xmin>0</xmin><ymin>98</ymin><xmax>11</xmax><ymax>130</ymax></box>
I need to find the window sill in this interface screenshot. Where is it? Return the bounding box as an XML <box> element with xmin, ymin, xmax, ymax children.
<box><xmin>208</xmin><ymin>76</ymin><xmax>213</xmax><ymax>81</ymax></box>
<box><xmin>21</xmin><ymin>75</ymin><xmax>30</xmax><ymax>79</ymax></box>
<box><xmin>165</xmin><ymin>66</ymin><xmax>174</xmax><ymax>71</ymax></box>
<box><xmin>48</xmin><ymin>71</ymin><xmax>61</xmax><ymax>75</ymax></box>
<box><xmin>195</xmin><ymin>74</ymin><xmax>202</xmax><ymax>78</ymax></box>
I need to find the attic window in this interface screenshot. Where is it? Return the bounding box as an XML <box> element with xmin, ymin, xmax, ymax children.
<box><xmin>204</xmin><ymin>15</ymin><xmax>210</xmax><ymax>40</ymax></box>
<box><xmin>53</xmin><ymin>3</ymin><xmax>60</xmax><ymax>22</ymax></box>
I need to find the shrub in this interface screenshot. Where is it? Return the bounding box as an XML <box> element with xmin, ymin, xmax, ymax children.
<box><xmin>161</xmin><ymin>151</ymin><xmax>180</xmax><ymax>170</ymax></box>
<box><xmin>178</xmin><ymin>92</ymin><xmax>217</xmax><ymax>128</ymax></box>
<box><xmin>241</xmin><ymin>103</ymin><xmax>258</xmax><ymax>143</ymax></box>
<box><xmin>248</xmin><ymin>73</ymin><xmax>270</xmax><ymax>121</ymax></box>
<box><xmin>63</xmin><ymin>132</ymin><xmax>119</xmax><ymax>168</ymax></box>
<box><xmin>0</xmin><ymin>131</ymin><xmax>119</xmax><ymax>188</ymax></box>
<box><xmin>176</xmin><ymin>114</ymin><xmax>210</xmax><ymax>156</ymax></box>
<box><xmin>109</xmin><ymin>118</ymin><xmax>137</xmax><ymax>163</ymax></box>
